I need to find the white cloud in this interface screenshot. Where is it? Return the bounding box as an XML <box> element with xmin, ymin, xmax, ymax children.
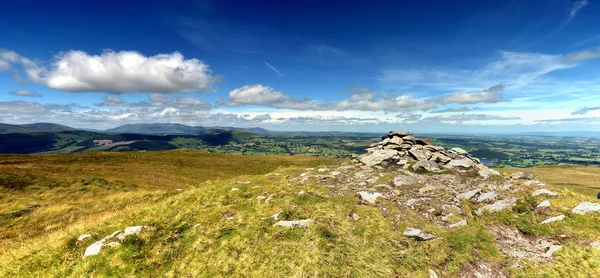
<box><xmin>8</xmin><ymin>89</ymin><xmax>41</xmax><ymax>97</ymax></box>
<box><xmin>569</xmin><ymin>0</ymin><xmax>589</xmax><ymax>21</ymax></box>
<box><xmin>96</xmin><ymin>94</ymin><xmax>212</xmax><ymax>110</ymax></box>
<box><xmin>1</xmin><ymin>49</ymin><xmax>219</xmax><ymax>93</ymax></box>
<box><xmin>438</xmin><ymin>91</ymin><xmax>503</xmax><ymax>104</ymax></box>
<box><xmin>563</xmin><ymin>47</ymin><xmax>600</xmax><ymax>63</ymax></box>
<box><xmin>224</xmin><ymin>84</ymin><xmax>289</xmax><ymax>106</ymax></box>
<box><xmin>264</xmin><ymin>61</ymin><xmax>284</xmax><ymax>77</ymax></box>
<box><xmin>572</xmin><ymin>106</ymin><xmax>600</xmax><ymax>115</ymax></box>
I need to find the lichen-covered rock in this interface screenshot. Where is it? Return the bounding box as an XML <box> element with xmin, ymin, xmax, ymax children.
<box><xmin>479</xmin><ymin>168</ymin><xmax>501</xmax><ymax>178</ymax></box>
<box><xmin>456</xmin><ymin>189</ymin><xmax>481</xmax><ymax>201</ymax></box>
<box><xmin>403</xmin><ymin>227</ymin><xmax>436</xmax><ymax>241</ymax></box>
<box><xmin>359</xmin><ymin>149</ymin><xmax>399</xmax><ymax>166</ymax></box>
<box><xmin>537</xmin><ymin>200</ymin><xmax>551</xmax><ymax>209</ymax></box>
<box><xmin>476</xmin><ymin>191</ymin><xmax>498</xmax><ymax>203</ymax></box>
<box><xmin>449</xmin><ymin>219</ymin><xmax>468</xmax><ymax>228</ymax></box>
<box><xmin>412</xmin><ymin>161</ymin><xmax>441</xmax><ymax>172</ymax></box>
<box><xmin>409</xmin><ymin>148</ymin><xmax>433</xmax><ymax>161</ymax></box>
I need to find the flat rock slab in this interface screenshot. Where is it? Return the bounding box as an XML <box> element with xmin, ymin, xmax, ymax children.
<box><xmin>456</xmin><ymin>189</ymin><xmax>481</xmax><ymax>201</ymax></box>
<box><xmin>476</xmin><ymin>192</ymin><xmax>498</xmax><ymax>203</ymax></box>
<box><xmin>409</xmin><ymin>148</ymin><xmax>433</xmax><ymax>161</ymax></box>
<box><xmin>359</xmin><ymin>149</ymin><xmax>399</xmax><ymax>166</ymax></box>
<box><xmin>358</xmin><ymin>191</ymin><xmax>382</xmax><ymax>204</ymax></box>
<box><xmin>541</xmin><ymin>214</ymin><xmax>565</xmax><ymax>224</ymax></box>
<box><xmin>572</xmin><ymin>202</ymin><xmax>600</xmax><ymax>214</ymax></box>
<box><xmin>532</xmin><ymin>189</ymin><xmax>558</xmax><ymax>197</ymax></box>
<box><xmin>448</xmin><ymin>158</ymin><xmax>474</xmax><ymax>168</ymax></box>
<box><xmin>403</xmin><ymin>227</ymin><xmax>436</xmax><ymax>241</ymax></box>
<box><xmin>273</xmin><ymin>219</ymin><xmax>312</xmax><ymax>228</ymax></box>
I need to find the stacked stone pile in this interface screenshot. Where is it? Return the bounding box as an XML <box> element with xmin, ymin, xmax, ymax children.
<box><xmin>355</xmin><ymin>131</ymin><xmax>494</xmax><ymax>175</ymax></box>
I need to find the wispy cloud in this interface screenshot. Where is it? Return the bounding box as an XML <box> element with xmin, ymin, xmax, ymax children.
<box><xmin>568</xmin><ymin>0</ymin><xmax>589</xmax><ymax>22</ymax></box>
<box><xmin>9</xmin><ymin>89</ymin><xmax>41</xmax><ymax>97</ymax></box>
<box><xmin>572</xmin><ymin>106</ymin><xmax>600</xmax><ymax>115</ymax></box>
<box><xmin>264</xmin><ymin>61</ymin><xmax>285</xmax><ymax>77</ymax></box>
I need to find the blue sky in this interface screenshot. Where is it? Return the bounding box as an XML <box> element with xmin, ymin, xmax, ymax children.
<box><xmin>1</xmin><ymin>0</ymin><xmax>600</xmax><ymax>133</ymax></box>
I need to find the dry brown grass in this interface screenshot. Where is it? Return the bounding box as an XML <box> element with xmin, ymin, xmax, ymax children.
<box><xmin>0</xmin><ymin>150</ymin><xmax>342</xmax><ymax>245</ymax></box>
<box><xmin>500</xmin><ymin>165</ymin><xmax>600</xmax><ymax>199</ymax></box>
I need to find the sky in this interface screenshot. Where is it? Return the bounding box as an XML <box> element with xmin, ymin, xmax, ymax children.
<box><xmin>1</xmin><ymin>0</ymin><xmax>600</xmax><ymax>134</ymax></box>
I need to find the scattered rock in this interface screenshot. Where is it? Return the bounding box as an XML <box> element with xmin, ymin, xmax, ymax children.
<box><xmin>511</xmin><ymin>172</ymin><xmax>535</xmax><ymax>180</ymax></box>
<box><xmin>532</xmin><ymin>189</ymin><xmax>558</xmax><ymax>197</ymax></box>
<box><xmin>449</xmin><ymin>219</ymin><xmax>468</xmax><ymax>228</ymax></box>
<box><xmin>403</xmin><ymin>227</ymin><xmax>436</xmax><ymax>241</ymax></box>
<box><xmin>192</xmin><ymin>224</ymin><xmax>201</xmax><ymax>229</ymax></box>
<box><xmin>116</xmin><ymin>226</ymin><xmax>149</xmax><ymax>241</ymax></box>
<box><xmin>406</xmin><ymin>197</ymin><xmax>432</xmax><ymax>206</ymax></box>
<box><xmin>270</xmin><ymin>210</ymin><xmax>283</xmax><ymax>220</ymax></box>
<box><xmin>537</xmin><ymin>200</ymin><xmax>551</xmax><ymax>209</ymax></box>
<box><xmin>273</xmin><ymin>219</ymin><xmax>312</xmax><ymax>228</ymax></box>
<box><xmin>84</xmin><ymin>230</ymin><xmax>122</xmax><ymax>257</ymax></box>
<box><xmin>349</xmin><ymin>212</ymin><xmax>360</xmax><ymax>221</ymax></box>
<box><xmin>418</xmin><ymin>185</ymin><xmax>438</xmax><ymax>194</ymax></box>
<box><xmin>256</xmin><ymin>196</ymin><xmax>267</xmax><ymax>200</ymax></box>
<box><xmin>479</xmin><ymin>168</ymin><xmax>501</xmax><ymax>179</ymax></box>
<box><xmin>540</xmin><ymin>214</ymin><xmax>565</xmax><ymax>224</ymax></box>
<box><xmin>358</xmin><ymin>191</ymin><xmax>382</xmax><ymax>204</ymax></box>
<box><xmin>475</xmin><ymin>197</ymin><xmax>518</xmax><ymax>216</ymax></box>
<box><xmin>476</xmin><ymin>191</ymin><xmax>498</xmax><ymax>203</ymax></box>
<box><xmin>589</xmin><ymin>241</ymin><xmax>600</xmax><ymax>250</ymax></box>
<box><xmin>429</xmin><ymin>269</ymin><xmax>439</xmax><ymax>278</ymax></box>
<box><xmin>231</xmin><ymin>188</ymin><xmax>240</xmax><ymax>191</ymax></box>
<box><xmin>543</xmin><ymin>245</ymin><xmax>562</xmax><ymax>257</ymax></box>
<box><xmin>448</xmin><ymin>158</ymin><xmax>475</xmax><ymax>168</ymax></box>
<box><xmin>412</xmin><ymin>160</ymin><xmax>441</xmax><ymax>172</ymax></box>
<box><xmin>456</xmin><ymin>189</ymin><xmax>482</xmax><ymax>201</ymax></box>
<box><xmin>572</xmin><ymin>202</ymin><xmax>600</xmax><ymax>214</ymax></box>
<box><xmin>78</xmin><ymin>234</ymin><xmax>91</xmax><ymax>241</ymax></box>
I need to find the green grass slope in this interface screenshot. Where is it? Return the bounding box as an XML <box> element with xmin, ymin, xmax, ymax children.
<box><xmin>2</xmin><ymin>152</ymin><xmax>600</xmax><ymax>277</ymax></box>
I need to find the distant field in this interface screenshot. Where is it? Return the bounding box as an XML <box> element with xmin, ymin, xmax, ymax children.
<box><xmin>500</xmin><ymin>165</ymin><xmax>600</xmax><ymax>198</ymax></box>
<box><xmin>0</xmin><ymin>150</ymin><xmax>342</xmax><ymax>244</ymax></box>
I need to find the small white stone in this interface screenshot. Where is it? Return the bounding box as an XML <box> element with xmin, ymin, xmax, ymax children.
<box><xmin>273</xmin><ymin>219</ymin><xmax>312</xmax><ymax>228</ymax></box>
<box><xmin>429</xmin><ymin>269</ymin><xmax>439</xmax><ymax>278</ymax></box>
<box><xmin>231</xmin><ymin>188</ymin><xmax>240</xmax><ymax>191</ymax></box>
<box><xmin>543</xmin><ymin>245</ymin><xmax>562</xmax><ymax>257</ymax></box>
<box><xmin>540</xmin><ymin>214</ymin><xmax>565</xmax><ymax>224</ymax></box>
<box><xmin>449</xmin><ymin>219</ymin><xmax>468</xmax><ymax>228</ymax></box>
<box><xmin>358</xmin><ymin>191</ymin><xmax>382</xmax><ymax>204</ymax></box>
<box><xmin>537</xmin><ymin>200</ymin><xmax>551</xmax><ymax>209</ymax></box>
<box><xmin>77</xmin><ymin>234</ymin><xmax>91</xmax><ymax>241</ymax></box>
<box><xmin>532</xmin><ymin>189</ymin><xmax>558</xmax><ymax>197</ymax></box>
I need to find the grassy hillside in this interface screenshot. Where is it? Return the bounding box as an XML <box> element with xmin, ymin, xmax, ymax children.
<box><xmin>2</xmin><ymin>152</ymin><xmax>600</xmax><ymax>277</ymax></box>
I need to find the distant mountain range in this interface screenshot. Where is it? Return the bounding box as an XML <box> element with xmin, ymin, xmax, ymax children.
<box><xmin>0</xmin><ymin>123</ymin><xmax>75</xmax><ymax>134</ymax></box>
<box><xmin>0</xmin><ymin>122</ymin><xmax>269</xmax><ymax>135</ymax></box>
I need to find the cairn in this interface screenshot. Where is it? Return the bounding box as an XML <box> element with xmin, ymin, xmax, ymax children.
<box><xmin>355</xmin><ymin>131</ymin><xmax>485</xmax><ymax>173</ymax></box>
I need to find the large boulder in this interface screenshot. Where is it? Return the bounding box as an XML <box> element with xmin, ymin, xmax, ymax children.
<box><xmin>388</xmin><ymin>131</ymin><xmax>412</xmax><ymax>137</ymax></box>
<box><xmin>409</xmin><ymin>148</ymin><xmax>433</xmax><ymax>161</ymax></box>
<box><xmin>359</xmin><ymin>149</ymin><xmax>399</xmax><ymax>166</ymax></box>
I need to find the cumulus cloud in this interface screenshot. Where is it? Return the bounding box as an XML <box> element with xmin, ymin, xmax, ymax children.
<box><xmin>9</xmin><ymin>89</ymin><xmax>41</xmax><ymax>97</ymax></box>
<box><xmin>0</xmin><ymin>49</ymin><xmax>219</xmax><ymax>94</ymax></box>
<box><xmin>572</xmin><ymin>106</ymin><xmax>600</xmax><ymax>115</ymax></box>
<box><xmin>223</xmin><ymin>84</ymin><xmax>289</xmax><ymax>106</ymax></box>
